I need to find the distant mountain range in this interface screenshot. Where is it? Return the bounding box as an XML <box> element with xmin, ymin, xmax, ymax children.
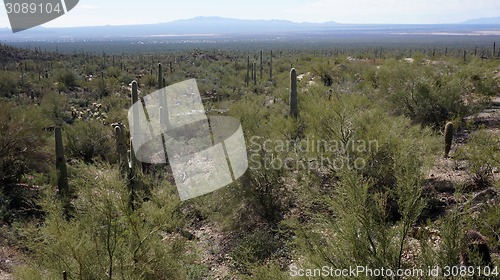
<box><xmin>0</xmin><ymin>16</ymin><xmax>499</xmax><ymax>41</ymax></box>
<box><xmin>0</xmin><ymin>17</ymin><xmax>341</xmax><ymax>40</ymax></box>
<box><xmin>462</xmin><ymin>17</ymin><xmax>500</xmax><ymax>24</ymax></box>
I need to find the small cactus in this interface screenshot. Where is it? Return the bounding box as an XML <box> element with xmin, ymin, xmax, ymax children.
<box><xmin>290</xmin><ymin>68</ymin><xmax>298</xmax><ymax>118</ymax></box>
<box><xmin>444</xmin><ymin>122</ymin><xmax>454</xmax><ymax>158</ymax></box>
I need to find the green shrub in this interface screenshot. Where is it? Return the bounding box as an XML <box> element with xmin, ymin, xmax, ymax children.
<box><xmin>40</xmin><ymin>92</ymin><xmax>69</xmax><ymax>126</ymax></box>
<box><xmin>0</xmin><ymin>71</ymin><xmax>19</xmax><ymax>98</ymax></box>
<box><xmin>231</xmin><ymin>228</ymin><xmax>282</xmax><ymax>274</ymax></box>
<box><xmin>456</xmin><ymin>130</ymin><xmax>500</xmax><ymax>189</ymax></box>
<box><xmin>54</xmin><ymin>69</ymin><xmax>78</xmax><ymax>89</ymax></box>
<box><xmin>0</xmin><ymin>102</ymin><xmax>49</xmax><ymax>186</ymax></box>
<box><xmin>16</xmin><ymin>162</ymin><xmax>191</xmax><ymax>280</ymax></box>
<box><xmin>142</xmin><ymin>74</ymin><xmax>157</xmax><ymax>88</ymax></box>
<box><xmin>64</xmin><ymin>120</ymin><xmax>116</xmax><ymax>164</ymax></box>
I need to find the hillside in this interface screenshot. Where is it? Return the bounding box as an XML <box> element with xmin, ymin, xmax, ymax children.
<box><xmin>0</xmin><ymin>44</ymin><xmax>498</xmax><ymax>279</ymax></box>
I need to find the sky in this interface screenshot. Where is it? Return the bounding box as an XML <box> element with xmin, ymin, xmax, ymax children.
<box><xmin>0</xmin><ymin>0</ymin><xmax>500</xmax><ymax>28</ymax></box>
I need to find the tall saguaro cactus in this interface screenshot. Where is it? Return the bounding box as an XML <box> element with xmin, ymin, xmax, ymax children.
<box><xmin>130</xmin><ymin>81</ymin><xmax>139</xmax><ymax>168</ymax></box>
<box><xmin>253</xmin><ymin>62</ymin><xmax>257</xmax><ymax>85</ymax></box>
<box><xmin>270</xmin><ymin>50</ymin><xmax>273</xmax><ymax>80</ymax></box>
<box><xmin>157</xmin><ymin>63</ymin><xmax>169</xmax><ymax>159</ymax></box>
<box><xmin>113</xmin><ymin>122</ymin><xmax>136</xmax><ymax>210</ymax></box>
<box><xmin>290</xmin><ymin>68</ymin><xmax>298</xmax><ymax>118</ymax></box>
<box><xmin>158</xmin><ymin>62</ymin><xmax>163</xmax><ymax>89</ymax></box>
<box><xmin>246</xmin><ymin>55</ymin><xmax>250</xmax><ymax>86</ymax></box>
<box><xmin>114</xmin><ymin>123</ymin><xmax>128</xmax><ymax>176</ymax></box>
<box><xmin>444</xmin><ymin>122</ymin><xmax>454</xmax><ymax>158</ymax></box>
<box><xmin>259</xmin><ymin>49</ymin><xmax>263</xmax><ymax>79</ymax></box>
<box><xmin>128</xmin><ymin>82</ymin><xmax>141</xmax><ymax>210</ymax></box>
<box><xmin>55</xmin><ymin>127</ymin><xmax>69</xmax><ymax>211</ymax></box>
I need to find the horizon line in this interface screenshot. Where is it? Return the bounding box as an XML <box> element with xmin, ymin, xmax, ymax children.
<box><xmin>1</xmin><ymin>15</ymin><xmax>498</xmax><ymax>30</ymax></box>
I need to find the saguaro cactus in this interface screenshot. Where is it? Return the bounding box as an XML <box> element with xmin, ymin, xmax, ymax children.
<box><xmin>270</xmin><ymin>50</ymin><xmax>273</xmax><ymax>80</ymax></box>
<box><xmin>444</xmin><ymin>122</ymin><xmax>454</xmax><ymax>158</ymax></box>
<box><xmin>113</xmin><ymin>122</ymin><xmax>136</xmax><ymax>209</ymax></box>
<box><xmin>290</xmin><ymin>68</ymin><xmax>298</xmax><ymax>118</ymax></box>
<box><xmin>55</xmin><ymin>127</ymin><xmax>69</xmax><ymax>211</ymax></box>
<box><xmin>259</xmin><ymin>49</ymin><xmax>263</xmax><ymax>79</ymax></box>
<box><xmin>253</xmin><ymin>62</ymin><xmax>257</xmax><ymax>85</ymax></box>
<box><xmin>158</xmin><ymin>62</ymin><xmax>163</xmax><ymax>89</ymax></box>
<box><xmin>130</xmin><ymin>81</ymin><xmax>139</xmax><ymax>167</ymax></box>
<box><xmin>114</xmin><ymin>123</ymin><xmax>128</xmax><ymax>176</ymax></box>
<box><xmin>246</xmin><ymin>55</ymin><xmax>250</xmax><ymax>86</ymax></box>
<box><xmin>158</xmin><ymin>65</ymin><xmax>169</xmax><ymax>158</ymax></box>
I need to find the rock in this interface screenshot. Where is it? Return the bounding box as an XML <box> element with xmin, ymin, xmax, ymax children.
<box><xmin>264</xmin><ymin>96</ymin><xmax>275</xmax><ymax>107</ymax></box>
<box><xmin>471</xmin><ymin>188</ymin><xmax>498</xmax><ymax>204</ymax></box>
<box><xmin>460</xmin><ymin>230</ymin><xmax>492</xmax><ymax>267</ymax></box>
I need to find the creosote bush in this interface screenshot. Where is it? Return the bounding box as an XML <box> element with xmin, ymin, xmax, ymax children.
<box><xmin>456</xmin><ymin>130</ymin><xmax>500</xmax><ymax>189</ymax></box>
<box><xmin>64</xmin><ymin>120</ymin><xmax>116</xmax><ymax>164</ymax></box>
<box><xmin>0</xmin><ymin>102</ymin><xmax>49</xmax><ymax>186</ymax></box>
<box><xmin>15</xmin><ymin>162</ymin><xmax>192</xmax><ymax>280</ymax></box>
